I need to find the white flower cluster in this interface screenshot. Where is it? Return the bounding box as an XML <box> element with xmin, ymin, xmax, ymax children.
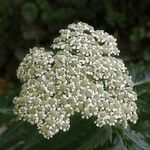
<box><xmin>13</xmin><ymin>22</ymin><xmax>138</xmax><ymax>139</ymax></box>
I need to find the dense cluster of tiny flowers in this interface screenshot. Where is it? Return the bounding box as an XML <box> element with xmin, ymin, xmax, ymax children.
<box><xmin>13</xmin><ymin>22</ymin><xmax>138</xmax><ymax>139</ymax></box>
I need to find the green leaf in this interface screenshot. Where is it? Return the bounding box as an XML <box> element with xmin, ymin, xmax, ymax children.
<box><xmin>0</xmin><ymin>113</ymin><xmax>13</xmax><ymax>125</ymax></box>
<box><xmin>135</xmin><ymin>120</ymin><xmax>150</xmax><ymax>143</ymax></box>
<box><xmin>77</xmin><ymin>126</ymin><xmax>112</xmax><ymax>150</ymax></box>
<box><xmin>22</xmin><ymin>129</ymin><xmax>42</xmax><ymax>150</ymax></box>
<box><xmin>0</xmin><ymin>90</ymin><xmax>17</xmax><ymax>124</ymax></box>
<box><xmin>134</xmin><ymin>81</ymin><xmax>150</xmax><ymax>97</ymax></box>
<box><xmin>134</xmin><ymin>80</ymin><xmax>150</xmax><ymax>87</ymax></box>
<box><xmin>128</xmin><ymin>62</ymin><xmax>145</xmax><ymax>83</ymax></box>
<box><xmin>124</xmin><ymin>128</ymin><xmax>150</xmax><ymax>150</ymax></box>
<box><xmin>111</xmin><ymin>135</ymin><xmax>127</xmax><ymax>150</ymax></box>
<box><xmin>0</xmin><ymin>122</ymin><xmax>25</xmax><ymax>149</ymax></box>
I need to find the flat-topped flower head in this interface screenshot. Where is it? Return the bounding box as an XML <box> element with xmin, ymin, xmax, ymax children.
<box><xmin>52</xmin><ymin>22</ymin><xmax>119</xmax><ymax>56</ymax></box>
<box><xmin>13</xmin><ymin>22</ymin><xmax>138</xmax><ymax>139</ymax></box>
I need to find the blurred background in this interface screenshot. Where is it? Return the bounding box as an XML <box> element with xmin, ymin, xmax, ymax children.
<box><xmin>0</xmin><ymin>0</ymin><xmax>150</xmax><ymax>150</ymax></box>
<box><xmin>0</xmin><ymin>0</ymin><xmax>150</xmax><ymax>92</ymax></box>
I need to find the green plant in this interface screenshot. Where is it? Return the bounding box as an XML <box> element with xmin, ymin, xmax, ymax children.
<box><xmin>0</xmin><ymin>0</ymin><xmax>149</xmax><ymax>149</ymax></box>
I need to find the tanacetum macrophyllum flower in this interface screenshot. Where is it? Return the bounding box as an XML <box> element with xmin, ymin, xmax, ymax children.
<box><xmin>13</xmin><ymin>22</ymin><xmax>138</xmax><ymax>139</ymax></box>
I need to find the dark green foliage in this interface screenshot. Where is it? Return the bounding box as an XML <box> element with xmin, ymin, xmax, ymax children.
<box><xmin>77</xmin><ymin>126</ymin><xmax>112</xmax><ymax>150</ymax></box>
<box><xmin>0</xmin><ymin>0</ymin><xmax>150</xmax><ymax>149</ymax></box>
<box><xmin>22</xmin><ymin>3</ymin><xmax>38</xmax><ymax>23</ymax></box>
<box><xmin>124</xmin><ymin>128</ymin><xmax>150</xmax><ymax>150</ymax></box>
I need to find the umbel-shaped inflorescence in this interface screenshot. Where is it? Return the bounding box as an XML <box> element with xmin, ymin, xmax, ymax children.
<box><xmin>13</xmin><ymin>22</ymin><xmax>138</xmax><ymax>139</ymax></box>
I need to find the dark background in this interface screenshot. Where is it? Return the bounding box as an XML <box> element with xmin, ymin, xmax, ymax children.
<box><xmin>0</xmin><ymin>0</ymin><xmax>150</xmax><ymax>150</ymax></box>
<box><xmin>0</xmin><ymin>0</ymin><xmax>150</xmax><ymax>94</ymax></box>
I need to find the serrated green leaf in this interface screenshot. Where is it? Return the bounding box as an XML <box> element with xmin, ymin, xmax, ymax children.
<box><xmin>22</xmin><ymin>130</ymin><xmax>42</xmax><ymax>150</ymax></box>
<box><xmin>0</xmin><ymin>122</ymin><xmax>25</xmax><ymax>148</ymax></box>
<box><xmin>124</xmin><ymin>128</ymin><xmax>150</xmax><ymax>150</ymax></box>
<box><xmin>112</xmin><ymin>135</ymin><xmax>127</xmax><ymax>150</ymax></box>
<box><xmin>77</xmin><ymin>126</ymin><xmax>112</xmax><ymax>150</ymax></box>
